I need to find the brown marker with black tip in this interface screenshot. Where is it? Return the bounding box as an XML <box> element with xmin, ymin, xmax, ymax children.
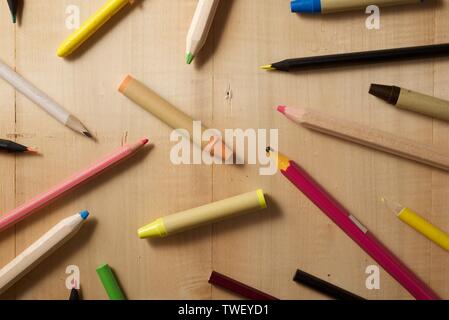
<box><xmin>370</xmin><ymin>84</ymin><xmax>449</xmax><ymax>122</ymax></box>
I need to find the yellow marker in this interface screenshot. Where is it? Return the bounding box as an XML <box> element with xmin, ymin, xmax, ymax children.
<box><xmin>138</xmin><ymin>190</ymin><xmax>267</xmax><ymax>238</ymax></box>
<box><xmin>382</xmin><ymin>198</ymin><xmax>449</xmax><ymax>252</ymax></box>
<box><xmin>57</xmin><ymin>0</ymin><xmax>133</xmax><ymax>57</ymax></box>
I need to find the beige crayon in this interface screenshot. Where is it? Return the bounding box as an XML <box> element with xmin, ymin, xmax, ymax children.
<box><xmin>119</xmin><ymin>75</ymin><xmax>232</xmax><ymax>161</ymax></box>
<box><xmin>138</xmin><ymin>190</ymin><xmax>267</xmax><ymax>238</ymax></box>
<box><xmin>292</xmin><ymin>0</ymin><xmax>423</xmax><ymax>13</ymax></box>
<box><xmin>370</xmin><ymin>84</ymin><xmax>449</xmax><ymax>122</ymax></box>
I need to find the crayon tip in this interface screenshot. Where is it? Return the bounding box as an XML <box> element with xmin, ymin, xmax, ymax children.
<box><xmin>80</xmin><ymin>210</ymin><xmax>90</xmax><ymax>220</ymax></box>
<box><xmin>261</xmin><ymin>65</ymin><xmax>275</xmax><ymax>71</ymax></box>
<box><xmin>186</xmin><ymin>52</ymin><xmax>194</xmax><ymax>65</ymax></box>
<box><xmin>277</xmin><ymin>106</ymin><xmax>286</xmax><ymax>114</ymax></box>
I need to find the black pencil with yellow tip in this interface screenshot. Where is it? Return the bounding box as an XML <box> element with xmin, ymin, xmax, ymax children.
<box><xmin>261</xmin><ymin>43</ymin><xmax>449</xmax><ymax>72</ymax></box>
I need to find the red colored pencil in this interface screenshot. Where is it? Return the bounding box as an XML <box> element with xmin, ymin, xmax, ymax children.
<box><xmin>209</xmin><ymin>271</ymin><xmax>278</xmax><ymax>300</ymax></box>
<box><xmin>267</xmin><ymin>149</ymin><xmax>440</xmax><ymax>300</ymax></box>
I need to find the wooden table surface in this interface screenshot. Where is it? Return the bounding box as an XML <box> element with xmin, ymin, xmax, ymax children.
<box><xmin>1</xmin><ymin>0</ymin><xmax>449</xmax><ymax>300</ymax></box>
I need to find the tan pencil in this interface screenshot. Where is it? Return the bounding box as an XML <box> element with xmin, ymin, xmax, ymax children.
<box><xmin>186</xmin><ymin>0</ymin><xmax>220</xmax><ymax>64</ymax></box>
<box><xmin>0</xmin><ymin>211</ymin><xmax>89</xmax><ymax>295</ymax></box>
<box><xmin>277</xmin><ymin>105</ymin><xmax>449</xmax><ymax>171</ymax></box>
<box><xmin>0</xmin><ymin>59</ymin><xmax>92</xmax><ymax>138</ymax></box>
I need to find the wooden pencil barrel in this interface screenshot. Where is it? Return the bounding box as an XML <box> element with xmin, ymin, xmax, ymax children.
<box><xmin>321</xmin><ymin>0</ymin><xmax>421</xmax><ymax>13</ymax></box>
<box><xmin>299</xmin><ymin>109</ymin><xmax>449</xmax><ymax>171</ymax></box>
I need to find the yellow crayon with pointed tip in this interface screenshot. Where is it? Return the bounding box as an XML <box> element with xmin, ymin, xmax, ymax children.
<box><xmin>138</xmin><ymin>190</ymin><xmax>267</xmax><ymax>238</ymax></box>
<box><xmin>57</xmin><ymin>0</ymin><xmax>133</xmax><ymax>58</ymax></box>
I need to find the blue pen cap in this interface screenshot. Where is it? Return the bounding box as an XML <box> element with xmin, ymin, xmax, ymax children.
<box><xmin>291</xmin><ymin>0</ymin><xmax>322</xmax><ymax>13</ymax></box>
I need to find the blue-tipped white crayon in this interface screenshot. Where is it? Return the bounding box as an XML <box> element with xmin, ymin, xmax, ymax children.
<box><xmin>291</xmin><ymin>0</ymin><xmax>423</xmax><ymax>14</ymax></box>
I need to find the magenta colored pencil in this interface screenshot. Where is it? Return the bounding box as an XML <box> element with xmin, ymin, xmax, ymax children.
<box><xmin>269</xmin><ymin>149</ymin><xmax>440</xmax><ymax>300</ymax></box>
<box><xmin>0</xmin><ymin>138</ymin><xmax>149</xmax><ymax>233</ymax></box>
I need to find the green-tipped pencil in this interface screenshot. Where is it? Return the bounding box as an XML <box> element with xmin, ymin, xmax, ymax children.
<box><xmin>7</xmin><ymin>0</ymin><xmax>18</xmax><ymax>24</ymax></box>
<box><xmin>185</xmin><ymin>0</ymin><xmax>220</xmax><ymax>65</ymax></box>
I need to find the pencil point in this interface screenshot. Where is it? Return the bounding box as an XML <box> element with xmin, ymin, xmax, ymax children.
<box><xmin>83</xmin><ymin>131</ymin><xmax>93</xmax><ymax>138</ymax></box>
<box><xmin>186</xmin><ymin>52</ymin><xmax>194</xmax><ymax>65</ymax></box>
<box><xmin>12</xmin><ymin>15</ymin><xmax>16</xmax><ymax>23</ymax></box>
<box><xmin>80</xmin><ymin>210</ymin><xmax>90</xmax><ymax>220</ymax></box>
<box><xmin>277</xmin><ymin>106</ymin><xmax>286</xmax><ymax>114</ymax></box>
<box><xmin>261</xmin><ymin>65</ymin><xmax>275</xmax><ymax>71</ymax></box>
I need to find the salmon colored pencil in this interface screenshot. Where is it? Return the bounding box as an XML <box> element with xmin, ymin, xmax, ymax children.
<box><xmin>266</xmin><ymin>149</ymin><xmax>440</xmax><ymax>300</ymax></box>
<box><xmin>0</xmin><ymin>138</ymin><xmax>149</xmax><ymax>233</ymax></box>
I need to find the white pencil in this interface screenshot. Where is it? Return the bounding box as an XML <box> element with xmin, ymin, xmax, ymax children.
<box><xmin>0</xmin><ymin>211</ymin><xmax>89</xmax><ymax>295</ymax></box>
<box><xmin>0</xmin><ymin>60</ymin><xmax>93</xmax><ymax>138</ymax></box>
<box><xmin>186</xmin><ymin>0</ymin><xmax>220</xmax><ymax>64</ymax></box>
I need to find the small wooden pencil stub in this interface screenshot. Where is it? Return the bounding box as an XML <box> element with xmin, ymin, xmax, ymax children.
<box><xmin>277</xmin><ymin>105</ymin><xmax>449</xmax><ymax>172</ymax></box>
<box><xmin>119</xmin><ymin>75</ymin><xmax>233</xmax><ymax>161</ymax></box>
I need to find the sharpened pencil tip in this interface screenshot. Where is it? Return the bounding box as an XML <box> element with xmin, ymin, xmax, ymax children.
<box><xmin>12</xmin><ymin>15</ymin><xmax>16</xmax><ymax>23</ymax></box>
<box><xmin>186</xmin><ymin>53</ymin><xmax>194</xmax><ymax>65</ymax></box>
<box><xmin>261</xmin><ymin>65</ymin><xmax>275</xmax><ymax>71</ymax></box>
<box><xmin>83</xmin><ymin>131</ymin><xmax>93</xmax><ymax>138</ymax></box>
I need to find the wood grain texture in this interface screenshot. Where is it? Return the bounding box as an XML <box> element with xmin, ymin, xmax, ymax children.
<box><xmin>0</xmin><ymin>0</ymin><xmax>447</xmax><ymax>300</ymax></box>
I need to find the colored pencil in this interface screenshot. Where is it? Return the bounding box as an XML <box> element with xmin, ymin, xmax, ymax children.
<box><xmin>382</xmin><ymin>198</ymin><xmax>449</xmax><ymax>252</ymax></box>
<box><xmin>0</xmin><ymin>139</ymin><xmax>37</xmax><ymax>153</ymax></box>
<box><xmin>277</xmin><ymin>105</ymin><xmax>449</xmax><ymax>172</ymax></box>
<box><xmin>261</xmin><ymin>43</ymin><xmax>449</xmax><ymax>72</ymax></box>
<box><xmin>0</xmin><ymin>59</ymin><xmax>92</xmax><ymax>138</ymax></box>
<box><xmin>267</xmin><ymin>149</ymin><xmax>440</xmax><ymax>300</ymax></box>
<box><xmin>186</xmin><ymin>0</ymin><xmax>221</xmax><ymax>64</ymax></box>
<box><xmin>7</xmin><ymin>0</ymin><xmax>18</xmax><ymax>23</ymax></box>
<box><xmin>209</xmin><ymin>271</ymin><xmax>279</xmax><ymax>300</ymax></box>
<box><xmin>293</xmin><ymin>269</ymin><xmax>365</xmax><ymax>300</ymax></box>
<box><xmin>0</xmin><ymin>211</ymin><xmax>89</xmax><ymax>295</ymax></box>
<box><xmin>57</xmin><ymin>0</ymin><xmax>134</xmax><ymax>57</ymax></box>
<box><xmin>0</xmin><ymin>138</ymin><xmax>149</xmax><ymax>233</ymax></box>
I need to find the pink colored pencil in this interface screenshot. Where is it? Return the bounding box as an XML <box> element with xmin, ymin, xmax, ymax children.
<box><xmin>0</xmin><ymin>138</ymin><xmax>149</xmax><ymax>233</ymax></box>
<box><xmin>268</xmin><ymin>149</ymin><xmax>440</xmax><ymax>300</ymax></box>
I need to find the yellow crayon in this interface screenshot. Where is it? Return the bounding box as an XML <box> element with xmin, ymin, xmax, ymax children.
<box><xmin>57</xmin><ymin>0</ymin><xmax>133</xmax><ymax>57</ymax></box>
<box><xmin>382</xmin><ymin>198</ymin><xmax>449</xmax><ymax>252</ymax></box>
<box><xmin>138</xmin><ymin>190</ymin><xmax>267</xmax><ymax>238</ymax></box>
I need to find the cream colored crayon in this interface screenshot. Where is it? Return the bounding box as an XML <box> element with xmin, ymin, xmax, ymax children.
<box><xmin>138</xmin><ymin>190</ymin><xmax>267</xmax><ymax>238</ymax></box>
<box><xmin>119</xmin><ymin>75</ymin><xmax>233</xmax><ymax>161</ymax></box>
<box><xmin>370</xmin><ymin>84</ymin><xmax>449</xmax><ymax>122</ymax></box>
